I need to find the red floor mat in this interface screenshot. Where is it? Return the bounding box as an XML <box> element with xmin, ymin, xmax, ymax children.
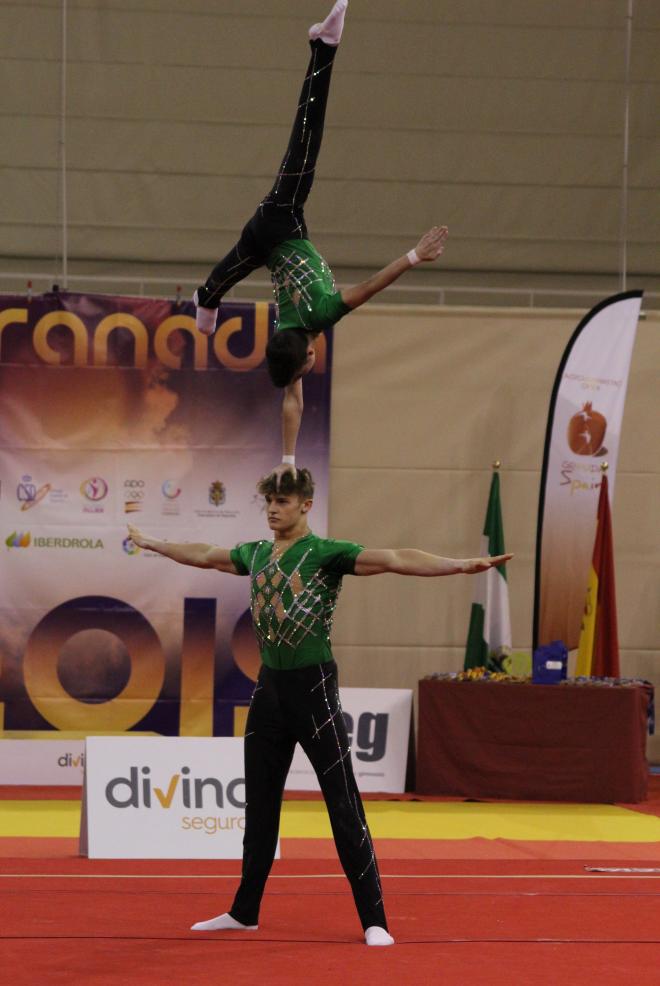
<box><xmin>4</xmin><ymin>835</ymin><xmax>660</xmax><ymax>861</ymax></box>
<box><xmin>2</xmin><ymin>860</ymin><xmax>660</xmax><ymax>985</ymax></box>
<box><xmin>3</xmin><ymin>940</ymin><xmax>660</xmax><ymax>986</ymax></box>
<box><xmin>3</xmin><ymin>878</ymin><xmax>660</xmax><ymax>942</ymax></box>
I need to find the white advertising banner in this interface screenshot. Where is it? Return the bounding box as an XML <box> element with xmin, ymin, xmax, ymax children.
<box><xmin>6</xmin><ymin>688</ymin><xmax>413</xmax><ymax>793</ymax></box>
<box><xmin>0</xmin><ymin>739</ymin><xmax>85</xmax><ymax>784</ymax></box>
<box><xmin>285</xmin><ymin>688</ymin><xmax>413</xmax><ymax>793</ymax></box>
<box><xmin>80</xmin><ymin>736</ymin><xmax>263</xmax><ymax>859</ymax></box>
<box><xmin>534</xmin><ymin>291</ymin><xmax>642</xmax><ymax>649</ymax></box>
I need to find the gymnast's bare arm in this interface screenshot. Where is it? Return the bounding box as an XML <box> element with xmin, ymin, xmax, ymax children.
<box><xmin>353</xmin><ymin>548</ymin><xmax>512</xmax><ymax>577</ymax></box>
<box><xmin>126</xmin><ymin>525</ymin><xmax>239</xmax><ymax>574</ymax></box>
<box><xmin>340</xmin><ymin>226</ymin><xmax>448</xmax><ymax>311</ymax></box>
<box><xmin>271</xmin><ymin>378</ymin><xmax>304</xmax><ymax>487</ymax></box>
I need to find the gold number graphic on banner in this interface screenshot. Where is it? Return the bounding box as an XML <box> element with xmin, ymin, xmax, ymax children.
<box><xmin>179</xmin><ymin>598</ymin><xmax>217</xmax><ymax>737</ymax></box>
<box><xmin>23</xmin><ymin>600</ymin><xmax>165</xmax><ymax>731</ymax></box>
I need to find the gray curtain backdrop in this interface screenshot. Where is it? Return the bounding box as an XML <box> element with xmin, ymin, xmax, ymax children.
<box><xmin>2</xmin><ymin>0</ymin><xmax>659</xmax><ymax>290</ymax></box>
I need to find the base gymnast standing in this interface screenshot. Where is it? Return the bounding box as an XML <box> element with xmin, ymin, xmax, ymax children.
<box><xmin>193</xmin><ymin>0</ymin><xmax>449</xmax><ymax>479</ymax></box>
<box><xmin>127</xmin><ymin>471</ymin><xmax>510</xmax><ymax>946</ymax></box>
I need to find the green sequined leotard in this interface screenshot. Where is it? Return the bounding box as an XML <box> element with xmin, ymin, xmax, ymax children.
<box><xmin>267</xmin><ymin>239</ymin><xmax>351</xmax><ymax>334</ymax></box>
<box><xmin>230</xmin><ymin>533</ymin><xmax>363</xmax><ymax>669</ymax></box>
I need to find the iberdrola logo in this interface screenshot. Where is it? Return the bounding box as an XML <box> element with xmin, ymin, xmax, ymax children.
<box><xmin>567</xmin><ymin>402</ymin><xmax>608</xmax><ymax>457</ymax></box>
<box><xmin>6</xmin><ymin>532</ymin><xmax>31</xmax><ymax>548</ymax></box>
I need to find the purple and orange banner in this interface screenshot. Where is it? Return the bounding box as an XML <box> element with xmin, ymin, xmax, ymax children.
<box><xmin>0</xmin><ymin>291</ymin><xmax>332</xmax><ymax>740</ymax></box>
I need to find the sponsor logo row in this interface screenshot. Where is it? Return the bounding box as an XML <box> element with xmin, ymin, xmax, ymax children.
<box><xmin>7</xmin><ymin>476</ymin><xmax>233</xmax><ymax>516</ymax></box>
<box><xmin>6</xmin><ymin>532</ymin><xmax>184</xmax><ymax>558</ymax></box>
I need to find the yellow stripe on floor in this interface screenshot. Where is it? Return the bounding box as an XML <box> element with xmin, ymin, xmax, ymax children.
<box><xmin>281</xmin><ymin>801</ymin><xmax>660</xmax><ymax>843</ymax></box>
<box><xmin>0</xmin><ymin>801</ymin><xmax>80</xmax><ymax>838</ymax></box>
<box><xmin>1</xmin><ymin>799</ymin><xmax>660</xmax><ymax>843</ymax></box>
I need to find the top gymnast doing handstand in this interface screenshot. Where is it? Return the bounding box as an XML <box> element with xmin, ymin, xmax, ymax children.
<box><xmin>193</xmin><ymin>1</ymin><xmax>448</xmax><ymax>478</ymax></box>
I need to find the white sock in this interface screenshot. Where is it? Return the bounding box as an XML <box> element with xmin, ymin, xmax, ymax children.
<box><xmin>309</xmin><ymin>0</ymin><xmax>348</xmax><ymax>46</ymax></box>
<box><xmin>193</xmin><ymin>289</ymin><xmax>218</xmax><ymax>336</ymax></box>
<box><xmin>190</xmin><ymin>912</ymin><xmax>258</xmax><ymax>932</ymax></box>
<box><xmin>365</xmin><ymin>926</ymin><xmax>394</xmax><ymax>946</ymax></box>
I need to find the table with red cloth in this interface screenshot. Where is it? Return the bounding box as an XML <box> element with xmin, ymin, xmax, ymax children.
<box><xmin>416</xmin><ymin>677</ymin><xmax>651</xmax><ymax>803</ymax></box>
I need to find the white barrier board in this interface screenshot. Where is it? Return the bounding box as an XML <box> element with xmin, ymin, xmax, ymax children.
<box><xmin>0</xmin><ymin>739</ymin><xmax>85</xmax><ymax>784</ymax></box>
<box><xmin>285</xmin><ymin>688</ymin><xmax>413</xmax><ymax>793</ymax></box>
<box><xmin>80</xmin><ymin>736</ymin><xmax>263</xmax><ymax>859</ymax></box>
<box><xmin>2</xmin><ymin>688</ymin><xmax>413</xmax><ymax>794</ymax></box>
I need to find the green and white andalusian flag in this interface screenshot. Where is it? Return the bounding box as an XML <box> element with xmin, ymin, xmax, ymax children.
<box><xmin>463</xmin><ymin>471</ymin><xmax>511</xmax><ymax>670</ymax></box>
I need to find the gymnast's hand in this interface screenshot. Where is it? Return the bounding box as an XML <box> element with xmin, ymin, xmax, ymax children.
<box><xmin>272</xmin><ymin>461</ymin><xmax>298</xmax><ymax>489</ymax></box>
<box><xmin>460</xmin><ymin>553</ymin><xmax>513</xmax><ymax>574</ymax></box>
<box><xmin>414</xmin><ymin>225</ymin><xmax>449</xmax><ymax>262</ymax></box>
<box><xmin>126</xmin><ymin>524</ymin><xmax>150</xmax><ymax>549</ymax></box>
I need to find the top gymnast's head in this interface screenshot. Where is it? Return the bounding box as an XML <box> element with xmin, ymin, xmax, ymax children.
<box><xmin>265</xmin><ymin>329</ymin><xmax>317</xmax><ymax>387</ymax></box>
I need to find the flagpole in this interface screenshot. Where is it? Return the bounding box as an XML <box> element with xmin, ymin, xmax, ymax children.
<box><xmin>601</xmin><ymin>458</ymin><xmax>609</xmax><ymax>501</ymax></box>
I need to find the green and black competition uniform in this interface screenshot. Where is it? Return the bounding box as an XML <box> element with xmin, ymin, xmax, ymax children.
<box><xmin>195</xmin><ymin>39</ymin><xmax>351</xmax><ymax>334</ymax></box>
<box><xmin>268</xmin><ymin>239</ymin><xmax>349</xmax><ymax>335</ymax></box>
<box><xmin>227</xmin><ymin>533</ymin><xmax>388</xmax><ymax>933</ymax></box>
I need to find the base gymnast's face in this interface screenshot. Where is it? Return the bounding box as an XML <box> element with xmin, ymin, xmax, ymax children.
<box><xmin>265</xmin><ymin>493</ymin><xmax>312</xmax><ymax>540</ymax></box>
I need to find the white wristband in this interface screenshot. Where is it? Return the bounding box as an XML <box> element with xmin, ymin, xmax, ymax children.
<box><xmin>407</xmin><ymin>249</ymin><xmax>421</xmax><ymax>267</ymax></box>
<box><xmin>282</xmin><ymin>455</ymin><xmax>295</xmax><ymax>465</ymax></box>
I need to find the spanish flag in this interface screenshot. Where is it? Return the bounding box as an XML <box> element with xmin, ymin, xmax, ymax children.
<box><xmin>575</xmin><ymin>473</ymin><xmax>620</xmax><ymax>677</ymax></box>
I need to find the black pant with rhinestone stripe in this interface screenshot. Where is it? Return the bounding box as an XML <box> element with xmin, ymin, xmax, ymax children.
<box><xmin>229</xmin><ymin>661</ymin><xmax>388</xmax><ymax>932</ymax></box>
<box><xmin>196</xmin><ymin>39</ymin><xmax>338</xmax><ymax>308</ymax></box>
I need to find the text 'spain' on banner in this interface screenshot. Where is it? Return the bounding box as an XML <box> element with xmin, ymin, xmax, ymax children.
<box><xmin>533</xmin><ymin>291</ymin><xmax>642</xmax><ymax>650</ymax></box>
<box><xmin>0</xmin><ymin>292</ymin><xmax>332</xmax><ymax>737</ymax></box>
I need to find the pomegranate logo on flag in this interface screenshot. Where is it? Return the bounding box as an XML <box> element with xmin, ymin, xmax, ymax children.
<box><xmin>567</xmin><ymin>402</ymin><xmax>607</xmax><ymax>456</ymax></box>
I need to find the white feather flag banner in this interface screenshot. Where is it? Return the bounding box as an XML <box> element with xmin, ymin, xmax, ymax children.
<box><xmin>533</xmin><ymin>291</ymin><xmax>642</xmax><ymax>650</ymax></box>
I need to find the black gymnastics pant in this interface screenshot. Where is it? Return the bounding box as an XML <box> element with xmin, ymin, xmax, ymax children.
<box><xmin>196</xmin><ymin>39</ymin><xmax>338</xmax><ymax>308</ymax></box>
<box><xmin>229</xmin><ymin>661</ymin><xmax>388</xmax><ymax>932</ymax></box>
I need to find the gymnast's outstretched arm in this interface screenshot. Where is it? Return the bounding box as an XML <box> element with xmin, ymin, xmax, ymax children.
<box><xmin>270</xmin><ymin>225</ymin><xmax>449</xmax><ymax>483</ymax></box>
<box><xmin>340</xmin><ymin>226</ymin><xmax>449</xmax><ymax>311</ymax></box>
<box><xmin>354</xmin><ymin>547</ymin><xmax>512</xmax><ymax>577</ymax></box>
<box><xmin>126</xmin><ymin>525</ymin><xmax>239</xmax><ymax>574</ymax></box>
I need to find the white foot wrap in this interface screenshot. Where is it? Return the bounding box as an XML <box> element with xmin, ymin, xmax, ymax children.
<box><xmin>309</xmin><ymin>0</ymin><xmax>348</xmax><ymax>46</ymax></box>
<box><xmin>365</xmin><ymin>926</ymin><xmax>394</xmax><ymax>946</ymax></box>
<box><xmin>190</xmin><ymin>912</ymin><xmax>258</xmax><ymax>932</ymax></box>
<box><xmin>193</xmin><ymin>289</ymin><xmax>218</xmax><ymax>336</ymax></box>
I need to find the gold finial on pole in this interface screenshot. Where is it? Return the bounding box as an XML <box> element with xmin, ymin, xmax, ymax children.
<box><xmin>600</xmin><ymin>461</ymin><xmax>609</xmax><ymax>473</ymax></box>
<box><xmin>492</xmin><ymin>460</ymin><xmax>501</xmax><ymax>471</ymax></box>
